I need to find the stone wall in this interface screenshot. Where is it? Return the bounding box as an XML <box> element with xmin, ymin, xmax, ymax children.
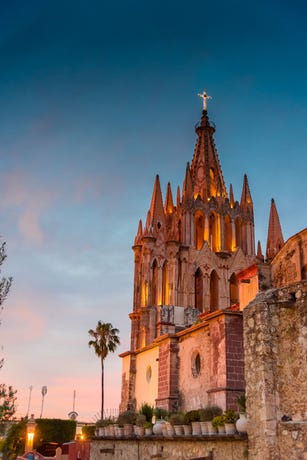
<box><xmin>244</xmin><ymin>281</ymin><xmax>307</xmax><ymax>460</ymax></box>
<box><xmin>90</xmin><ymin>436</ymin><xmax>247</xmax><ymax>460</ymax></box>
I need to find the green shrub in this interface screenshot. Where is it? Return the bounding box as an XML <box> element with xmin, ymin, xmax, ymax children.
<box><xmin>183</xmin><ymin>410</ymin><xmax>200</xmax><ymax>425</ymax></box>
<box><xmin>2</xmin><ymin>419</ymin><xmax>26</xmax><ymax>460</ymax></box>
<box><xmin>153</xmin><ymin>407</ymin><xmax>169</xmax><ymax>420</ymax></box>
<box><xmin>224</xmin><ymin>409</ymin><xmax>238</xmax><ymax>424</ymax></box>
<box><xmin>136</xmin><ymin>414</ymin><xmax>146</xmax><ymax>427</ymax></box>
<box><xmin>199</xmin><ymin>405</ymin><xmax>223</xmax><ymax>421</ymax></box>
<box><xmin>117</xmin><ymin>410</ymin><xmax>137</xmax><ymax>426</ymax></box>
<box><xmin>212</xmin><ymin>415</ymin><xmax>225</xmax><ymax>428</ymax></box>
<box><xmin>237</xmin><ymin>394</ymin><xmax>246</xmax><ymax>413</ymax></box>
<box><xmin>169</xmin><ymin>413</ymin><xmax>185</xmax><ymax>425</ymax></box>
<box><xmin>139</xmin><ymin>403</ymin><xmax>154</xmax><ymax>422</ymax></box>
<box><xmin>34</xmin><ymin>419</ymin><xmax>76</xmax><ymax>447</ymax></box>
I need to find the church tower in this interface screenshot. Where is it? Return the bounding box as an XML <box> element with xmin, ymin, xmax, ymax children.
<box><xmin>120</xmin><ymin>94</ymin><xmax>258</xmax><ymax>413</ymax></box>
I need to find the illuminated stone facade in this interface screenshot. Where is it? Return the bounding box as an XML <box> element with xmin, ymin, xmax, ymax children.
<box><xmin>120</xmin><ymin>107</ymin><xmax>260</xmax><ymax>413</ymax></box>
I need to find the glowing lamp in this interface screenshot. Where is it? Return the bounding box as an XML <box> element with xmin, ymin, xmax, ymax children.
<box><xmin>25</xmin><ymin>414</ymin><xmax>36</xmax><ymax>453</ymax></box>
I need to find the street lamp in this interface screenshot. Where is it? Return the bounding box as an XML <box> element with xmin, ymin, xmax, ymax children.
<box><xmin>25</xmin><ymin>414</ymin><xmax>36</xmax><ymax>453</ymax></box>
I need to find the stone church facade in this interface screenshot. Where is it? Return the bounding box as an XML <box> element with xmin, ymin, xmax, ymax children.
<box><xmin>119</xmin><ymin>101</ymin><xmax>305</xmax><ymax>416</ymax></box>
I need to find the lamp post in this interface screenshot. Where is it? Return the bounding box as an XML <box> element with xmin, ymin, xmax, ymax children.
<box><xmin>25</xmin><ymin>414</ymin><xmax>36</xmax><ymax>453</ymax></box>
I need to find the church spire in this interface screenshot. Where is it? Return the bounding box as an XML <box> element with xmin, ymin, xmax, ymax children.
<box><xmin>190</xmin><ymin>99</ymin><xmax>227</xmax><ymax>201</ymax></box>
<box><xmin>164</xmin><ymin>182</ymin><xmax>174</xmax><ymax>214</ymax></box>
<box><xmin>266</xmin><ymin>198</ymin><xmax>284</xmax><ymax>261</ymax></box>
<box><xmin>240</xmin><ymin>174</ymin><xmax>253</xmax><ymax>214</ymax></box>
<box><xmin>149</xmin><ymin>174</ymin><xmax>165</xmax><ymax>232</ymax></box>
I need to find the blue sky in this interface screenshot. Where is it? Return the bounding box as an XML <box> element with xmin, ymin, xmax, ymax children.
<box><xmin>1</xmin><ymin>0</ymin><xmax>307</xmax><ymax>421</ymax></box>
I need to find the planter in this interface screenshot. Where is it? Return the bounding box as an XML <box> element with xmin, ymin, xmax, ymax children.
<box><xmin>206</xmin><ymin>422</ymin><xmax>217</xmax><ymax>434</ymax></box>
<box><xmin>137</xmin><ymin>426</ymin><xmax>145</xmax><ymax>436</ymax></box>
<box><xmin>183</xmin><ymin>424</ymin><xmax>192</xmax><ymax>435</ymax></box>
<box><xmin>116</xmin><ymin>427</ymin><xmax>124</xmax><ymax>437</ymax></box>
<box><xmin>145</xmin><ymin>427</ymin><xmax>152</xmax><ymax>435</ymax></box>
<box><xmin>200</xmin><ymin>421</ymin><xmax>207</xmax><ymax>435</ymax></box>
<box><xmin>217</xmin><ymin>425</ymin><xmax>225</xmax><ymax>434</ymax></box>
<box><xmin>133</xmin><ymin>425</ymin><xmax>138</xmax><ymax>435</ymax></box>
<box><xmin>174</xmin><ymin>425</ymin><xmax>184</xmax><ymax>436</ymax></box>
<box><xmin>225</xmin><ymin>423</ymin><xmax>236</xmax><ymax>434</ymax></box>
<box><xmin>161</xmin><ymin>424</ymin><xmax>168</xmax><ymax>437</ymax></box>
<box><xmin>236</xmin><ymin>413</ymin><xmax>248</xmax><ymax>434</ymax></box>
<box><xmin>191</xmin><ymin>421</ymin><xmax>201</xmax><ymax>435</ymax></box>
<box><xmin>153</xmin><ymin>420</ymin><xmax>165</xmax><ymax>435</ymax></box>
<box><xmin>167</xmin><ymin>423</ymin><xmax>175</xmax><ymax>436</ymax></box>
<box><xmin>124</xmin><ymin>424</ymin><xmax>133</xmax><ymax>437</ymax></box>
<box><xmin>98</xmin><ymin>427</ymin><xmax>105</xmax><ymax>436</ymax></box>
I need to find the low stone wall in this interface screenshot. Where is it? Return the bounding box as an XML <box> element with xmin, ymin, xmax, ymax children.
<box><xmin>90</xmin><ymin>435</ymin><xmax>247</xmax><ymax>460</ymax></box>
<box><xmin>278</xmin><ymin>421</ymin><xmax>307</xmax><ymax>460</ymax></box>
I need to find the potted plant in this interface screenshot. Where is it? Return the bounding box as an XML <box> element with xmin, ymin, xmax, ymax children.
<box><xmin>184</xmin><ymin>410</ymin><xmax>201</xmax><ymax>435</ymax></box>
<box><xmin>117</xmin><ymin>410</ymin><xmax>136</xmax><ymax>437</ymax></box>
<box><xmin>212</xmin><ymin>414</ymin><xmax>226</xmax><ymax>434</ymax></box>
<box><xmin>152</xmin><ymin>407</ymin><xmax>168</xmax><ymax>435</ymax></box>
<box><xmin>236</xmin><ymin>394</ymin><xmax>248</xmax><ymax>434</ymax></box>
<box><xmin>170</xmin><ymin>413</ymin><xmax>184</xmax><ymax>435</ymax></box>
<box><xmin>144</xmin><ymin>421</ymin><xmax>153</xmax><ymax>435</ymax></box>
<box><xmin>136</xmin><ymin>414</ymin><xmax>146</xmax><ymax>436</ymax></box>
<box><xmin>200</xmin><ymin>406</ymin><xmax>222</xmax><ymax>434</ymax></box>
<box><xmin>223</xmin><ymin>409</ymin><xmax>238</xmax><ymax>434</ymax></box>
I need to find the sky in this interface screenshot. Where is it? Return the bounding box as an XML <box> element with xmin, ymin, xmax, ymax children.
<box><xmin>0</xmin><ymin>0</ymin><xmax>307</xmax><ymax>422</ymax></box>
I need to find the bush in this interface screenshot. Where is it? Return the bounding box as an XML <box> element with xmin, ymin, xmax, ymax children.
<box><xmin>153</xmin><ymin>407</ymin><xmax>169</xmax><ymax>420</ymax></box>
<box><xmin>199</xmin><ymin>405</ymin><xmax>223</xmax><ymax>421</ymax></box>
<box><xmin>184</xmin><ymin>410</ymin><xmax>200</xmax><ymax>425</ymax></box>
<box><xmin>237</xmin><ymin>394</ymin><xmax>246</xmax><ymax>413</ymax></box>
<box><xmin>212</xmin><ymin>415</ymin><xmax>225</xmax><ymax>428</ymax></box>
<box><xmin>139</xmin><ymin>403</ymin><xmax>154</xmax><ymax>422</ymax></box>
<box><xmin>34</xmin><ymin>419</ymin><xmax>76</xmax><ymax>447</ymax></box>
<box><xmin>2</xmin><ymin>419</ymin><xmax>26</xmax><ymax>460</ymax></box>
<box><xmin>117</xmin><ymin>410</ymin><xmax>137</xmax><ymax>426</ymax></box>
<box><xmin>223</xmin><ymin>409</ymin><xmax>238</xmax><ymax>424</ymax></box>
<box><xmin>136</xmin><ymin>414</ymin><xmax>146</xmax><ymax>427</ymax></box>
<box><xmin>169</xmin><ymin>413</ymin><xmax>185</xmax><ymax>426</ymax></box>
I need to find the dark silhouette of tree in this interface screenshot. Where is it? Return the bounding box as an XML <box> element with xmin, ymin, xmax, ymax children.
<box><xmin>88</xmin><ymin>321</ymin><xmax>120</xmax><ymax>420</ymax></box>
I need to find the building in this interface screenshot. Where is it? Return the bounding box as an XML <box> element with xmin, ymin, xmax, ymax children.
<box><xmin>119</xmin><ymin>97</ymin><xmax>303</xmax><ymax>415</ymax></box>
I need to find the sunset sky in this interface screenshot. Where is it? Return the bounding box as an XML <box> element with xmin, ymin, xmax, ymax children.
<box><xmin>1</xmin><ymin>0</ymin><xmax>307</xmax><ymax>422</ymax></box>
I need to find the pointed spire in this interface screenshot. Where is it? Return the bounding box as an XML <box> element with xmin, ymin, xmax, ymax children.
<box><xmin>229</xmin><ymin>183</ymin><xmax>234</xmax><ymax>208</ymax></box>
<box><xmin>240</xmin><ymin>174</ymin><xmax>253</xmax><ymax>212</ymax></box>
<box><xmin>256</xmin><ymin>240</ymin><xmax>264</xmax><ymax>262</ymax></box>
<box><xmin>149</xmin><ymin>175</ymin><xmax>165</xmax><ymax>230</ymax></box>
<box><xmin>164</xmin><ymin>182</ymin><xmax>174</xmax><ymax>214</ymax></box>
<box><xmin>134</xmin><ymin>219</ymin><xmax>143</xmax><ymax>245</ymax></box>
<box><xmin>176</xmin><ymin>186</ymin><xmax>181</xmax><ymax>208</ymax></box>
<box><xmin>182</xmin><ymin>162</ymin><xmax>193</xmax><ymax>203</ymax></box>
<box><xmin>190</xmin><ymin>109</ymin><xmax>227</xmax><ymax>201</ymax></box>
<box><xmin>266</xmin><ymin>198</ymin><xmax>284</xmax><ymax>260</ymax></box>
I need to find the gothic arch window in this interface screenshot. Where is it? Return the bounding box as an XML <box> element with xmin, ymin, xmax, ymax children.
<box><xmin>162</xmin><ymin>260</ymin><xmax>168</xmax><ymax>305</ymax></box>
<box><xmin>151</xmin><ymin>259</ymin><xmax>158</xmax><ymax>306</ymax></box>
<box><xmin>195</xmin><ymin>267</ymin><xmax>203</xmax><ymax>312</ymax></box>
<box><xmin>210</xmin><ymin>270</ymin><xmax>219</xmax><ymax>311</ymax></box>
<box><xmin>195</xmin><ymin>211</ymin><xmax>205</xmax><ymax>250</ymax></box>
<box><xmin>229</xmin><ymin>273</ymin><xmax>239</xmax><ymax>306</ymax></box>
<box><xmin>235</xmin><ymin>218</ymin><xmax>242</xmax><ymax>249</ymax></box>
<box><xmin>302</xmin><ymin>264</ymin><xmax>307</xmax><ymax>280</ymax></box>
<box><xmin>209</xmin><ymin>212</ymin><xmax>218</xmax><ymax>252</ymax></box>
<box><xmin>224</xmin><ymin>214</ymin><xmax>232</xmax><ymax>252</ymax></box>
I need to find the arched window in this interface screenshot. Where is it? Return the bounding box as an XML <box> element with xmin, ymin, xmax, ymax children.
<box><xmin>195</xmin><ymin>268</ymin><xmax>203</xmax><ymax>312</ymax></box>
<box><xmin>210</xmin><ymin>270</ymin><xmax>219</xmax><ymax>311</ymax></box>
<box><xmin>162</xmin><ymin>261</ymin><xmax>168</xmax><ymax>305</ymax></box>
<box><xmin>195</xmin><ymin>211</ymin><xmax>204</xmax><ymax>250</ymax></box>
<box><xmin>151</xmin><ymin>260</ymin><xmax>158</xmax><ymax>306</ymax></box>
<box><xmin>301</xmin><ymin>264</ymin><xmax>307</xmax><ymax>280</ymax></box>
<box><xmin>235</xmin><ymin>218</ymin><xmax>242</xmax><ymax>249</ymax></box>
<box><xmin>229</xmin><ymin>273</ymin><xmax>239</xmax><ymax>306</ymax></box>
<box><xmin>224</xmin><ymin>214</ymin><xmax>232</xmax><ymax>252</ymax></box>
<box><xmin>209</xmin><ymin>213</ymin><xmax>218</xmax><ymax>252</ymax></box>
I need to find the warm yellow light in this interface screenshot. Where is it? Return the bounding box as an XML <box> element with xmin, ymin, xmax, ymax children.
<box><xmin>28</xmin><ymin>433</ymin><xmax>34</xmax><ymax>442</ymax></box>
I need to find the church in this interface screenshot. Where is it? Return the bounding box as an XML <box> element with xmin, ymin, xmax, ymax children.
<box><xmin>119</xmin><ymin>93</ymin><xmax>307</xmax><ymax>414</ymax></box>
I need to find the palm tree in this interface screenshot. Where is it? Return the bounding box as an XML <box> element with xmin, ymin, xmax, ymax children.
<box><xmin>88</xmin><ymin>321</ymin><xmax>120</xmax><ymax>420</ymax></box>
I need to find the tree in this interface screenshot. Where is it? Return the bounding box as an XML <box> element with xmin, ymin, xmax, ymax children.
<box><xmin>88</xmin><ymin>321</ymin><xmax>120</xmax><ymax>420</ymax></box>
<box><xmin>0</xmin><ymin>241</ymin><xmax>15</xmax><ymax>425</ymax></box>
<box><xmin>0</xmin><ymin>242</ymin><xmax>12</xmax><ymax>369</ymax></box>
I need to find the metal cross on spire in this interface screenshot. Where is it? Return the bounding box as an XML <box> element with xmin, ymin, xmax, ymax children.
<box><xmin>198</xmin><ymin>90</ymin><xmax>212</xmax><ymax>111</ymax></box>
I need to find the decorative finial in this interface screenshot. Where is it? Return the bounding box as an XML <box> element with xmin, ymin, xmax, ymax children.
<box><xmin>197</xmin><ymin>89</ymin><xmax>212</xmax><ymax>111</ymax></box>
